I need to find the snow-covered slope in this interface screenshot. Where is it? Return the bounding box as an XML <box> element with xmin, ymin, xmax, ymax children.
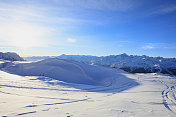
<box><xmin>2</xmin><ymin>58</ymin><xmax>137</xmax><ymax>86</ymax></box>
<box><xmin>0</xmin><ymin>52</ymin><xmax>24</xmax><ymax>61</ymax></box>
<box><xmin>0</xmin><ymin>60</ymin><xmax>14</xmax><ymax>69</ymax></box>
<box><xmin>0</xmin><ymin>70</ymin><xmax>176</xmax><ymax>117</ymax></box>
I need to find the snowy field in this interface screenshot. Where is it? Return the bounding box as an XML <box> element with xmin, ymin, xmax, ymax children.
<box><xmin>0</xmin><ymin>69</ymin><xmax>176</xmax><ymax>117</ymax></box>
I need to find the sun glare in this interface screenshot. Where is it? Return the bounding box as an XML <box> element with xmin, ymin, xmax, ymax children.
<box><xmin>0</xmin><ymin>22</ymin><xmax>49</xmax><ymax>49</ymax></box>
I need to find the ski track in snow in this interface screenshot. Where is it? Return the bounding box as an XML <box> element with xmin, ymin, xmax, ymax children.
<box><xmin>159</xmin><ymin>80</ymin><xmax>176</xmax><ymax>114</ymax></box>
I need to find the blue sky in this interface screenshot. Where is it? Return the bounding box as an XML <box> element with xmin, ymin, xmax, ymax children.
<box><xmin>0</xmin><ymin>0</ymin><xmax>176</xmax><ymax>57</ymax></box>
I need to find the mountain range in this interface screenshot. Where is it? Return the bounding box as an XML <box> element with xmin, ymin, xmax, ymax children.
<box><xmin>24</xmin><ymin>53</ymin><xmax>176</xmax><ymax>75</ymax></box>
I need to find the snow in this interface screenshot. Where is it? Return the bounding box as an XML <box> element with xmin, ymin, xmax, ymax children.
<box><xmin>0</xmin><ymin>57</ymin><xmax>176</xmax><ymax>116</ymax></box>
<box><xmin>0</xmin><ymin>70</ymin><xmax>176</xmax><ymax>117</ymax></box>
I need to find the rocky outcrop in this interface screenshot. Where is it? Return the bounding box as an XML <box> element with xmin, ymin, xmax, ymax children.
<box><xmin>0</xmin><ymin>52</ymin><xmax>24</xmax><ymax>61</ymax></box>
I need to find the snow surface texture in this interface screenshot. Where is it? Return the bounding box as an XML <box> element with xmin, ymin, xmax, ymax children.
<box><xmin>0</xmin><ymin>70</ymin><xmax>176</xmax><ymax>117</ymax></box>
<box><xmin>24</xmin><ymin>54</ymin><xmax>176</xmax><ymax>75</ymax></box>
<box><xmin>2</xmin><ymin>58</ymin><xmax>138</xmax><ymax>87</ymax></box>
<box><xmin>0</xmin><ymin>52</ymin><xmax>24</xmax><ymax>61</ymax></box>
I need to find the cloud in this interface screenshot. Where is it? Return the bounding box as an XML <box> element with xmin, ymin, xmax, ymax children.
<box><xmin>150</xmin><ymin>5</ymin><xmax>176</xmax><ymax>15</ymax></box>
<box><xmin>52</xmin><ymin>0</ymin><xmax>140</xmax><ymax>12</ymax></box>
<box><xmin>0</xmin><ymin>2</ymin><xmax>44</xmax><ymax>22</ymax></box>
<box><xmin>0</xmin><ymin>1</ymin><xmax>99</xmax><ymax>26</ymax></box>
<box><xmin>142</xmin><ymin>45</ymin><xmax>156</xmax><ymax>49</ymax></box>
<box><xmin>66</xmin><ymin>38</ymin><xmax>77</xmax><ymax>43</ymax></box>
<box><xmin>141</xmin><ymin>43</ymin><xmax>174</xmax><ymax>50</ymax></box>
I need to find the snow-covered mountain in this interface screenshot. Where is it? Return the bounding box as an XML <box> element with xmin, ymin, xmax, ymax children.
<box><xmin>23</xmin><ymin>54</ymin><xmax>176</xmax><ymax>75</ymax></box>
<box><xmin>58</xmin><ymin>54</ymin><xmax>176</xmax><ymax>75</ymax></box>
<box><xmin>0</xmin><ymin>52</ymin><xmax>24</xmax><ymax>61</ymax></box>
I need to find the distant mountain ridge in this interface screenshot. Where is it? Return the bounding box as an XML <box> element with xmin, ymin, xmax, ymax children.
<box><xmin>24</xmin><ymin>54</ymin><xmax>176</xmax><ymax>75</ymax></box>
<box><xmin>0</xmin><ymin>52</ymin><xmax>24</xmax><ymax>61</ymax></box>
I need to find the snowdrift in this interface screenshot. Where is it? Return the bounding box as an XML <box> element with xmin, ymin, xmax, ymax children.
<box><xmin>3</xmin><ymin>58</ymin><xmax>134</xmax><ymax>86</ymax></box>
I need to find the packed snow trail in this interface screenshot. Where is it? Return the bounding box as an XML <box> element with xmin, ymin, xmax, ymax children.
<box><xmin>0</xmin><ymin>70</ymin><xmax>176</xmax><ymax>117</ymax></box>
